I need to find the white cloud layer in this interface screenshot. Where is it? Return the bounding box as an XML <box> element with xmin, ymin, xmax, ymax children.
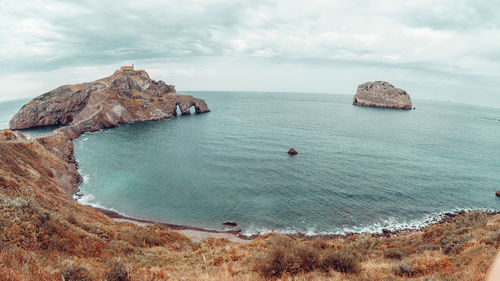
<box><xmin>0</xmin><ymin>0</ymin><xmax>499</xmax><ymax>106</ymax></box>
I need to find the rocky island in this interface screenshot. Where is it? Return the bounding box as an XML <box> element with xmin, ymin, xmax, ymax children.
<box><xmin>10</xmin><ymin>67</ymin><xmax>210</xmax><ymax>139</ymax></box>
<box><xmin>353</xmin><ymin>81</ymin><xmax>413</xmax><ymax>110</ymax></box>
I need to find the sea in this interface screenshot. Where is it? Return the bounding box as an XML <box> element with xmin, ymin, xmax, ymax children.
<box><xmin>1</xmin><ymin>92</ymin><xmax>499</xmax><ymax>236</ymax></box>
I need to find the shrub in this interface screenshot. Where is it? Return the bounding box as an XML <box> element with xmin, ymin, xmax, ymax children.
<box><xmin>423</xmin><ymin>225</ymin><xmax>444</xmax><ymax>241</ymax></box>
<box><xmin>349</xmin><ymin>233</ymin><xmax>378</xmax><ymax>258</ymax></box>
<box><xmin>66</xmin><ymin>213</ymin><xmax>78</xmax><ymax>225</ymax></box>
<box><xmin>485</xmin><ymin>228</ymin><xmax>500</xmax><ymax>245</ymax></box>
<box><xmin>455</xmin><ymin>211</ymin><xmax>487</xmax><ymax>230</ymax></box>
<box><xmin>440</xmin><ymin>234</ymin><xmax>469</xmax><ymax>255</ymax></box>
<box><xmin>257</xmin><ymin>235</ymin><xmax>321</xmax><ymax>277</ymax></box>
<box><xmin>296</xmin><ymin>244</ymin><xmax>320</xmax><ymax>272</ymax></box>
<box><xmin>394</xmin><ymin>261</ymin><xmax>419</xmax><ymax>277</ymax></box>
<box><xmin>384</xmin><ymin>248</ymin><xmax>403</xmax><ymax>260</ymax></box>
<box><xmin>105</xmin><ymin>259</ymin><xmax>130</xmax><ymax>281</ymax></box>
<box><xmin>321</xmin><ymin>251</ymin><xmax>361</xmax><ymax>274</ymax></box>
<box><xmin>259</xmin><ymin>242</ymin><xmax>289</xmax><ymax>277</ymax></box>
<box><xmin>439</xmin><ymin>211</ymin><xmax>486</xmax><ymax>255</ymax></box>
<box><xmin>311</xmin><ymin>239</ymin><xmax>329</xmax><ymax>250</ymax></box>
<box><xmin>62</xmin><ymin>264</ymin><xmax>94</xmax><ymax>281</ymax></box>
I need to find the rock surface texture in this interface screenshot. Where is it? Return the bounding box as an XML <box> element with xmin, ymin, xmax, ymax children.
<box><xmin>353</xmin><ymin>81</ymin><xmax>412</xmax><ymax>110</ymax></box>
<box><xmin>9</xmin><ymin>69</ymin><xmax>210</xmax><ymax>139</ymax></box>
<box><xmin>0</xmin><ymin>129</ymin><xmax>81</xmax><ymax>197</ymax></box>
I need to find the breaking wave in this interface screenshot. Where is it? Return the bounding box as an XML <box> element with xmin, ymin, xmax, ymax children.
<box><xmin>241</xmin><ymin>207</ymin><xmax>498</xmax><ymax>237</ymax></box>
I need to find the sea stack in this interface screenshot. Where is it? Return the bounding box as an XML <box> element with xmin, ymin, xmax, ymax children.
<box><xmin>353</xmin><ymin>81</ymin><xmax>412</xmax><ymax>110</ymax></box>
<box><xmin>288</xmin><ymin>148</ymin><xmax>298</xmax><ymax>155</ymax></box>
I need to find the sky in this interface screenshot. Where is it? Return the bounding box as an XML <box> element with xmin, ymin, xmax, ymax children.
<box><xmin>0</xmin><ymin>0</ymin><xmax>500</xmax><ymax>106</ymax></box>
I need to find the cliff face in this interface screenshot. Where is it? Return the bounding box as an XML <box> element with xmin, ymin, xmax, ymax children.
<box><xmin>9</xmin><ymin>69</ymin><xmax>210</xmax><ymax>138</ymax></box>
<box><xmin>353</xmin><ymin>81</ymin><xmax>412</xmax><ymax>110</ymax></box>
<box><xmin>0</xmin><ymin>130</ymin><xmax>80</xmax><ymax>198</ymax></box>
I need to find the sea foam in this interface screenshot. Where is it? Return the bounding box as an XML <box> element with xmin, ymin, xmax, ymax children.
<box><xmin>240</xmin><ymin>208</ymin><xmax>498</xmax><ymax>237</ymax></box>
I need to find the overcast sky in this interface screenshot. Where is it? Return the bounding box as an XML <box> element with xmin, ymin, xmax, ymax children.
<box><xmin>1</xmin><ymin>0</ymin><xmax>499</xmax><ymax>106</ymax></box>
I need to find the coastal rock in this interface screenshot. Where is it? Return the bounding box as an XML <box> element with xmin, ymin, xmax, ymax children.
<box><xmin>496</xmin><ymin>191</ymin><xmax>500</xmax><ymax>197</ymax></box>
<box><xmin>36</xmin><ymin>132</ymin><xmax>78</xmax><ymax>165</ymax></box>
<box><xmin>0</xmin><ymin>129</ymin><xmax>26</xmax><ymax>141</ymax></box>
<box><xmin>223</xmin><ymin>221</ymin><xmax>238</xmax><ymax>227</ymax></box>
<box><xmin>0</xmin><ymin>130</ymin><xmax>80</xmax><ymax>197</ymax></box>
<box><xmin>9</xmin><ymin>69</ymin><xmax>210</xmax><ymax>139</ymax></box>
<box><xmin>288</xmin><ymin>148</ymin><xmax>298</xmax><ymax>155</ymax></box>
<box><xmin>353</xmin><ymin>81</ymin><xmax>412</xmax><ymax>110</ymax></box>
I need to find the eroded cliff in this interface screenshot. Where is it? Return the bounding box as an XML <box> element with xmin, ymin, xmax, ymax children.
<box><xmin>9</xmin><ymin>69</ymin><xmax>210</xmax><ymax>139</ymax></box>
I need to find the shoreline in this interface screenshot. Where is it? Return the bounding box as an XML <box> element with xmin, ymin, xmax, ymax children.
<box><xmin>93</xmin><ymin>207</ymin><xmax>254</xmax><ymax>241</ymax></box>
<box><xmin>91</xmin><ymin>205</ymin><xmax>500</xmax><ymax>242</ymax></box>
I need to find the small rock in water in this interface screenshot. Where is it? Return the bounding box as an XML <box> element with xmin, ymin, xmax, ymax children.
<box><xmin>496</xmin><ymin>191</ymin><xmax>500</xmax><ymax>197</ymax></box>
<box><xmin>222</xmin><ymin>221</ymin><xmax>238</xmax><ymax>227</ymax></box>
<box><xmin>288</xmin><ymin>148</ymin><xmax>298</xmax><ymax>155</ymax></box>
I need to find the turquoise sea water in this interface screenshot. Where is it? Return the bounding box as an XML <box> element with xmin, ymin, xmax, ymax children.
<box><xmin>2</xmin><ymin>93</ymin><xmax>500</xmax><ymax>235</ymax></box>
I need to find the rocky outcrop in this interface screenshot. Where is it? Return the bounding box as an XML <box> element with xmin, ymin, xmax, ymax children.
<box><xmin>0</xmin><ymin>129</ymin><xmax>80</xmax><ymax>197</ymax></box>
<box><xmin>0</xmin><ymin>129</ymin><xmax>26</xmax><ymax>141</ymax></box>
<box><xmin>288</xmin><ymin>148</ymin><xmax>298</xmax><ymax>155</ymax></box>
<box><xmin>9</xmin><ymin>69</ymin><xmax>210</xmax><ymax>139</ymax></box>
<box><xmin>353</xmin><ymin>81</ymin><xmax>412</xmax><ymax>110</ymax></box>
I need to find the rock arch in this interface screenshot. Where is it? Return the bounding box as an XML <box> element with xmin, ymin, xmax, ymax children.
<box><xmin>175</xmin><ymin>98</ymin><xmax>210</xmax><ymax>115</ymax></box>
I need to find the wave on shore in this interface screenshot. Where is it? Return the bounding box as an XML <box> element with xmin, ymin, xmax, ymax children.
<box><xmin>240</xmin><ymin>207</ymin><xmax>498</xmax><ymax>237</ymax></box>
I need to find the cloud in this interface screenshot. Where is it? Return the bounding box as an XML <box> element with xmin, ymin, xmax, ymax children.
<box><xmin>0</xmin><ymin>0</ymin><xmax>499</xmax><ymax>105</ymax></box>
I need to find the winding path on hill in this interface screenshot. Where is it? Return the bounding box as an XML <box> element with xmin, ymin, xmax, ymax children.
<box><xmin>61</xmin><ymin>81</ymin><xmax>110</xmax><ymax>134</ymax></box>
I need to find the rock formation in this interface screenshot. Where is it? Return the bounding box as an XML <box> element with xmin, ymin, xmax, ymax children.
<box><xmin>0</xmin><ymin>129</ymin><xmax>26</xmax><ymax>141</ymax></box>
<box><xmin>9</xmin><ymin>69</ymin><xmax>210</xmax><ymax>139</ymax></box>
<box><xmin>222</xmin><ymin>221</ymin><xmax>238</xmax><ymax>227</ymax></box>
<box><xmin>496</xmin><ymin>191</ymin><xmax>500</xmax><ymax>197</ymax></box>
<box><xmin>353</xmin><ymin>81</ymin><xmax>412</xmax><ymax>110</ymax></box>
<box><xmin>288</xmin><ymin>148</ymin><xmax>298</xmax><ymax>155</ymax></box>
<box><xmin>0</xmin><ymin>129</ymin><xmax>80</xmax><ymax>197</ymax></box>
